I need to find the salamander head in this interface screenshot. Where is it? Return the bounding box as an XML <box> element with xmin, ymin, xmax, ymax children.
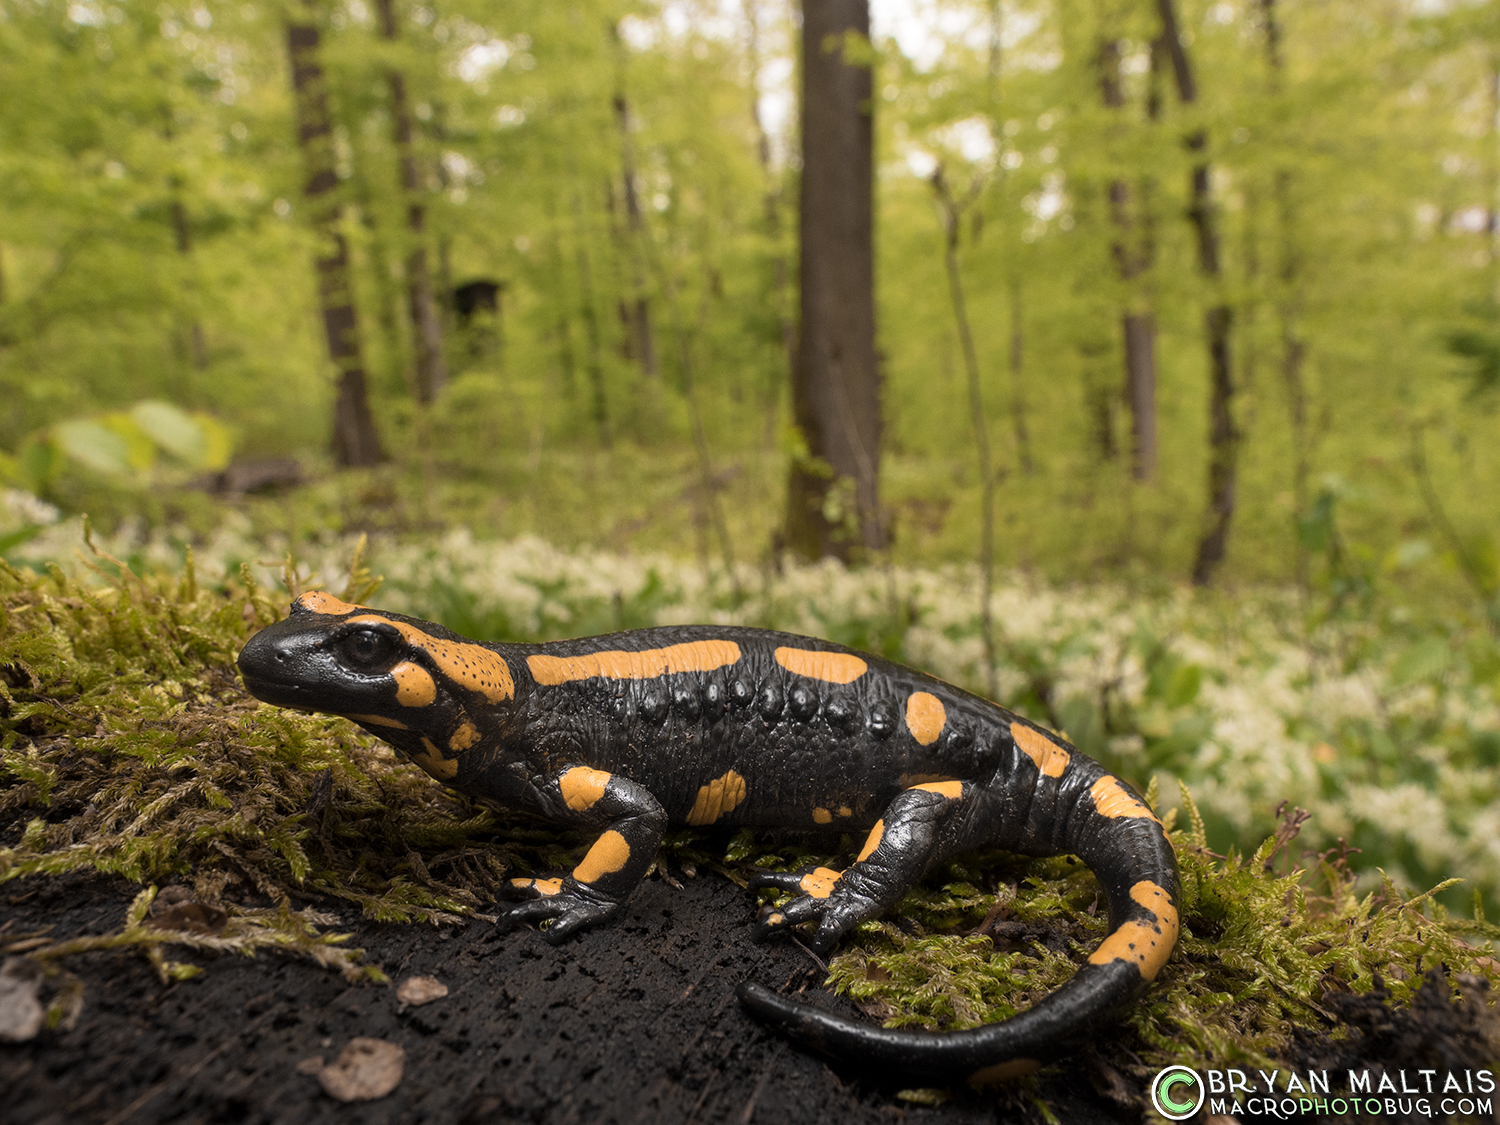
<box><xmin>237</xmin><ymin>592</ymin><xmax>516</xmax><ymax>781</ymax></box>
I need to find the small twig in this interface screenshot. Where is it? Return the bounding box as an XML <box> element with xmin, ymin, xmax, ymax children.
<box><xmin>786</xmin><ymin>934</ymin><xmax>827</xmax><ymax>973</ymax></box>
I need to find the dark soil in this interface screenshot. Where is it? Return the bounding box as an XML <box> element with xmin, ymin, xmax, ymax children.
<box><xmin>1</xmin><ymin>869</ymin><xmax>1139</xmax><ymax>1125</ymax></box>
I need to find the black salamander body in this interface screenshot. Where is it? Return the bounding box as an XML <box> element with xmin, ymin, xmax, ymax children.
<box><xmin>238</xmin><ymin>591</ymin><xmax>1179</xmax><ymax>1083</ymax></box>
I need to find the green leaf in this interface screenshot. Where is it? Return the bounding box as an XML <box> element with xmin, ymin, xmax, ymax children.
<box><xmin>132</xmin><ymin>400</ymin><xmax>207</xmax><ymax>465</ymax></box>
<box><xmin>53</xmin><ymin>419</ymin><xmax>133</xmax><ymax>475</ymax></box>
<box><xmin>100</xmin><ymin>413</ymin><xmax>157</xmax><ymax>472</ymax></box>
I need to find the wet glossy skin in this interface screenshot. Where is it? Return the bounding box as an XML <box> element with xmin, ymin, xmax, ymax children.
<box><xmin>238</xmin><ymin>592</ymin><xmax>1180</xmax><ymax>1083</ymax></box>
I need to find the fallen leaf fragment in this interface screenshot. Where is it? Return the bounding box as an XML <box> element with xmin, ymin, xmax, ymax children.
<box><xmin>396</xmin><ymin>975</ymin><xmax>448</xmax><ymax>1007</ymax></box>
<box><xmin>149</xmin><ymin>887</ymin><xmax>229</xmax><ymax>936</ymax></box>
<box><xmin>296</xmin><ymin>1056</ymin><xmax>325</xmax><ymax>1076</ymax></box>
<box><xmin>318</xmin><ymin>1037</ymin><xmax>405</xmax><ymax>1102</ymax></box>
<box><xmin>0</xmin><ymin>957</ymin><xmax>46</xmax><ymax>1043</ymax></box>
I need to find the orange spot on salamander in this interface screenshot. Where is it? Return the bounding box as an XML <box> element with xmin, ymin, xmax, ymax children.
<box><xmin>449</xmin><ymin>721</ymin><xmax>480</xmax><ymax>752</ymax></box>
<box><xmin>509</xmin><ymin>877</ymin><xmax>563</xmax><ymax>897</ymax></box>
<box><xmin>527</xmin><ymin>641</ymin><xmax>742</xmax><ymax>685</ymax></box>
<box><xmin>392</xmin><ymin>663</ymin><xmax>437</xmax><ymax>707</ymax></box>
<box><xmin>1087</xmin><ymin>881</ymin><xmax>1178</xmax><ymax>981</ymax></box>
<box><xmin>411</xmin><ymin>736</ymin><xmax>458</xmax><ymax>781</ymax></box>
<box><xmin>685</xmin><ymin>770</ymin><xmax>747</xmax><ymax>826</ymax></box>
<box><xmin>904</xmin><ymin>692</ymin><xmax>946</xmax><ymax>746</ymax></box>
<box><xmin>346</xmin><ymin>713</ymin><xmax>409</xmax><ymax>729</ymax></box>
<box><xmin>799</xmin><ymin>867</ymin><xmax>841</xmax><ymax>899</ymax></box>
<box><xmin>1011</xmin><ymin>722</ymin><xmax>1071</xmax><ymax>778</ymax></box>
<box><xmin>294</xmin><ymin>591</ymin><xmax>366</xmax><ymax>616</ymax></box>
<box><xmin>856</xmin><ymin>820</ymin><xmax>885</xmax><ymax>862</ymax></box>
<box><xmin>812</xmin><ymin>807</ymin><xmax>833</xmax><ymax>824</ymax></box>
<box><xmin>559</xmin><ymin>767</ymin><xmax>611</xmax><ymax>812</ymax></box>
<box><xmin>1089</xmin><ymin>776</ymin><xmax>1161</xmax><ymax>824</ymax></box>
<box><xmin>773</xmin><ymin>647</ymin><xmax>868</xmax><ymax>684</ymax></box>
<box><xmin>573</xmin><ymin>831</ymin><xmax>631</xmax><ymax>884</ymax></box>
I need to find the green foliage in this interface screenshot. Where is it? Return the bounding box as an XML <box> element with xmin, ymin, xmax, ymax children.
<box><xmin>1</xmin><ymin>0</ymin><xmax>1499</xmax><ymax>596</ymax></box>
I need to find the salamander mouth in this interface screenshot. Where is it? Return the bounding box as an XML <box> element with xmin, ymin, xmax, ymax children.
<box><xmin>239</xmin><ymin>673</ymin><xmax>307</xmax><ymax>708</ymax></box>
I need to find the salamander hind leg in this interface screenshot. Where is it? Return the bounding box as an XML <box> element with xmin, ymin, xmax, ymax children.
<box><xmin>497</xmin><ymin>767</ymin><xmax>666</xmax><ymax>944</ymax></box>
<box><xmin>751</xmin><ymin>781</ymin><xmax>974</xmax><ymax>955</ymax></box>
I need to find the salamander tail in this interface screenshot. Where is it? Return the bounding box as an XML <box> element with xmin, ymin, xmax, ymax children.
<box><xmin>737</xmin><ymin>770</ymin><xmax>1180</xmax><ymax>1083</ymax></box>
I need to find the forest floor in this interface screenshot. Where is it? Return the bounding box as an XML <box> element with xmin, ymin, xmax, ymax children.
<box><xmin>1</xmin><ymin>868</ymin><xmax>1140</xmax><ymax>1125</ymax></box>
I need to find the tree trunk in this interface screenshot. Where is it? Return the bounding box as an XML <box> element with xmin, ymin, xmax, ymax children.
<box><xmin>1097</xmin><ymin>37</ymin><xmax>1159</xmax><ymax>482</ymax></box>
<box><xmin>610</xmin><ymin>30</ymin><xmax>659</xmax><ymax>381</ymax></box>
<box><xmin>743</xmin><ymin>0</ymin><xmax>797</xmax><ymax>449</ymax></box>
<box><xmin>374</xmin><ymin>0</ymin><xmax>447</xmax><ymax>404</ymax></box>
<box><xmin>1122</xmin><ymin>310</ymin><xmax>1156</xmax><ymax>479</ymax></box>
<box><xmin>785</xmin><ymin>0</ymin><xmax>882</xmax><ymax>560</ymax></box>
<box><xmin>1153</xmin><ymin>0</ymin><xmax>1238</xmax><ymax>585</ymax></box>
<box><xmin>168</xmin><ymin>197</ymin><xmax>208</xmax><ymax>374</ymax></box>
<box><xmin>285</xmin><ymin>9</ymin><xmax>383</xmax><ymax>467</ymax></box>
<box><xmin>1009</xmin><ymin>279</ymin><xmax>1034</xmax><ymax>475</ymax></box>
<box><xmin>572</xmin><ymin>194</ymin><xmax>611</xmax><ymax>445</ymax></box>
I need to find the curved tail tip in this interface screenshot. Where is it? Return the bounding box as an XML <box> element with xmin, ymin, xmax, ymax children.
<box><xmin>736</xmin><ymin>980</ymin><xmax>787</xmax><ymax>1020</ymax></box>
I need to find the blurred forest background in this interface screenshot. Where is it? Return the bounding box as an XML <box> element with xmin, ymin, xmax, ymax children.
<box><xmin>4</xmin><ymin>0</ymin><xmax>1500</xmax><ymax>911</ymax></box>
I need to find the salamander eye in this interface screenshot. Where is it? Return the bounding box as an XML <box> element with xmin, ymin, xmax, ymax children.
<box><xmin>337</xmin><ymin>628</ymin><xmax>397</xmax><ymax>671</ymax></box>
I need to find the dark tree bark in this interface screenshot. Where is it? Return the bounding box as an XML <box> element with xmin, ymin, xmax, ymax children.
<box><xmin>285</xmin><ymin>7</ymin><xmax>384</xmax><ymax>467</ymax></box>
<box><xmin>785</xmin><ymin>0</ymin><xmax>883</xmax><ymax>560</ymax></box>
<box><xmin>374</xmin><ymin>0</ymin><xmax>447</xmax><ymax>403</ymax></box>
<box><xmin>572</xmin><ymin>194</ymin><xmax>611</xmax><ymax>445</ymax></box>
<box><xmin>167</xmin><ymin>198</ymin><xmax>208</xmax><ymax>374</ymax></box>
<box><xmin>1097</xmin><ymin>36</ymin><xmax>1160</xmax><ymax>482</ymax></box>
<box><xmin>610</xmin><ymin>28</ymin><xmax>659</xmax><ymax>382</ymax></box>
<box><xmin>744</xmin><ymin>0</ymin><xmax>797</xmax><ymax>449</ymax></box>
<box><xmin>1008</xmin><ymin>279</ymin><xmax>1034</xmax><ymax>475</ymax></box>
<box><xmin>1153</xmin><ymin>0</ymin><xmax>1238</xmax><ymax>585</ymax></box>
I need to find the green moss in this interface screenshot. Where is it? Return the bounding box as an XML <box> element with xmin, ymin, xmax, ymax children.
<box><xmin>0</xmin><ymin>546</ymin><xmax>556</xmax><ymax>975</ymax></box>
<box><xmin>818</xmin><ymin>786</ymin><xmax>1500</xmax><ymax>1073</ymax></box>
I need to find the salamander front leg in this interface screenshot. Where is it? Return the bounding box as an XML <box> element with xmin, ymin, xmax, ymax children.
<box><xmin>750</xmin><ymin>781</ymin><xmax>973</xmax><ymax>954</ymax></box>
<box><xmin>498</xmin><ymin>767</ymin><xmax>666</xmax><ymax>944</ymax></box>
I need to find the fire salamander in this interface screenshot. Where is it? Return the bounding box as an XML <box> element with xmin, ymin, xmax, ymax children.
<box><xmin>237</xmin><ymin>591</ymin><xmax>1179</xmax><ymax>1084</ymax></box>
